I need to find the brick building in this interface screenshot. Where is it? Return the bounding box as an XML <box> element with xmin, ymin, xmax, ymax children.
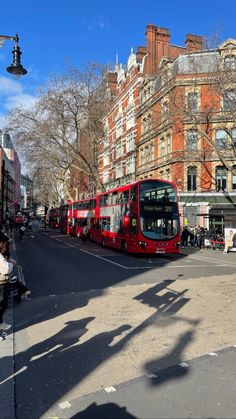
<box><xmin>98</xmin><ymin>25</ymin><xmax>203</xmax><ymax>192</ymax></box>
<box><xmin>136</xmin><ymin>37</ymin><xmax>236</xmax><ymax>231</ymax></box>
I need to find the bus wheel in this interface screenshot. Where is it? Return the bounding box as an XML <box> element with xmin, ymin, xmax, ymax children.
<box><xmin>121</xmin><ymin>241</ymin><xmax>127</xmax><ymax>254</ymax></box>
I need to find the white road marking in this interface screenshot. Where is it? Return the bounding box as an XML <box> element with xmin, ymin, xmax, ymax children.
<box><xmin>190</xmin><ymin>254</ymin><xmax>236</xmax><ymax>267</ymax></box>
<box><xmin>49</xmin><ymin>236</ymin><xmax>229</xmax><ymax>270</ymax></box>
<box><xmin>58</xmin><ymin>401</ymin><xmax>71</xmax><ymax>409</ymax></box>
<box><xmin>209</xmin><ymin>352</ymin><xmax>218</xmax><ymax>356</ymax></box>
<box><xmin>104</xmin><ymin>386</ymin><xmax>116</xmax><ymax>393</ymax></box>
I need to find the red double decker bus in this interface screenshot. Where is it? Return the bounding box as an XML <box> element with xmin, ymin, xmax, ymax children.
<box><xmin>92</xmin><ymin>178</ymin><xmax>180</xmax><ymax>254</ymax></box>
<box><xmin>74</xmin><ymin>198</ymin><xmax>96</xmax><ymax>238</ymax></box>
<box><xmin>48</xmin><ymin>207</ymin><xmax>60</xmax><ymax>228</ymax></box>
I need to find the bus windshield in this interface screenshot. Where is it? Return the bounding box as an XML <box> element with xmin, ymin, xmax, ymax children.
<box><xmin>139</xmin><ymin>180</ymin><xmax>179</xmax><ymax>240</ymax></box>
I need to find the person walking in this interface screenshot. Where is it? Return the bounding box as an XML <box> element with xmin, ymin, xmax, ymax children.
<box><xmin>0</xmin><ymin>232</ymin><xmax>16</xmax><ymax>333</ymax></box>
<box><xmin>19</xmin><ymin>224</ymin><xmax>26</xmax><ymax>244</ymax></box>
<box><xmin>82</xmin><ymin>223</ymin><xmax>89</xmax><ymax>244</ymax></box>
<box><xmin>181</xmin><ymin>226</ymin><xmax>189</xmax><ymax>248</ymax></box>
<box><xmin>198</xmin><ymin>227</ymin><xmax>205</xmax><ymax>251</ymax></box>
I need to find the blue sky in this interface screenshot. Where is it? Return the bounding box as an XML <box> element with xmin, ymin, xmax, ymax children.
<box><xmin>0</xmin><ymin>0</ymin><xmax>236</xmax><ymax>125</ymax></box>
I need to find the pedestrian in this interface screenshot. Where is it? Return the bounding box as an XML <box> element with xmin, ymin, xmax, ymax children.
<box><xmin>19</xmin><ymin>224</ymin><xmax>26</xmax><ymax>244</ymax></box>
<box><xmin>9</xmin><ymin>217</ymin><xmax>14</xmax><ymax>235</ymax></box>
<box><xmin>82</xmin><ymin>223</ymin><xmax>89</xmax><ymax>244</ymax></box>
<box><xmin>198</xmin><ymin>227</ymin><xmax>205</xmax><ymax>251</ymax></box>
<box><xmin>2</xmin><ymin>237</ymin><xmax>30</xmax><ymax>303</ymax></box>
<box><xmin>0</xmin><ymin>232</ymin><xmax>16</xmax><ymax>333</ymax></box>
<box><xmin>181</xmin><ymin>226</ymin><xmax>189</xmax><ymax>248</ymax></box>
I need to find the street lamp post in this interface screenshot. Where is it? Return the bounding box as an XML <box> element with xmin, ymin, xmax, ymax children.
<box><xmin>0</xmin><ymin>33</ymin><xmax>27</xmax><ymax>76</ymax></box>
<box><xmin>0</xmin><ymin>32</ymin><xmax>27</xmax><ymax>223</ymax></box>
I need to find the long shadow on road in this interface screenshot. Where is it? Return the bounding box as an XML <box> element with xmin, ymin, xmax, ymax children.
<box><xmin>11</xmin><ymin>277</ymin><xmax>200</xmax><ymax>418</ymax></box>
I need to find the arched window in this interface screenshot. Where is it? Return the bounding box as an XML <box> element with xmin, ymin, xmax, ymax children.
<box><xmin>216</xmin><ymin>167</ymin><xmax>227</xmax><ymax>191</ymax></box>
<box><xmin>187</xmin><ymin>167</ymin><xmax>197</xmax><ymax>191</ymax></box>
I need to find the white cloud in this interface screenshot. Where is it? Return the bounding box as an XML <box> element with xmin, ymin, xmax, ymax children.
<box><xmin>5</xmin><ymin>93</ymin><xmax>37</xmax><ymax>110</ymax></box>
<box><xmin>0</xmin><ymin>75</ymin><xmax>37</xmax><ymax>115</ymax></box>
<box><xmin>0</xmin><ymin>76</ymin><xmax>23</xmax><ymax>96</ymax></box>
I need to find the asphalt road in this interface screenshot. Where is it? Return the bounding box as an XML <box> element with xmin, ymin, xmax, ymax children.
<box><xmin>9</xmin><ymin>223</ymin><xmax>236</xmax><ymax>418</ymax></box>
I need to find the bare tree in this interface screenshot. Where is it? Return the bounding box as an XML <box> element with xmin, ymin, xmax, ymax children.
<box><xmin>7</xmin><ymin>63</ymin><xmax>113</xmax><ymax>203</ymax></box>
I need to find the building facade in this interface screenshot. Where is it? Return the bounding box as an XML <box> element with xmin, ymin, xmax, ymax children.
<box><xmin>136</xmin><ymin>37</ymin><xmax>236</xmax><ymax>232</ymax></box>
<box><xmin>98</xmin><ymin>25</ymin><xmax>203</xmax><ymax>191</ymax></box>
<box><xmin>0</xmin><ymin>130</ymin><xmax>21</xmax><ymax>222</ymax></box>
<box><xmin>21</xmin><ymin>174</ymin><xmax>34</xmax><ymax>214</ymax></box>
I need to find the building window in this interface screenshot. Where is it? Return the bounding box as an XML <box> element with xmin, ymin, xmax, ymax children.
<box><xmin>126</xmin><ymin>108</ymin><xmax>135</xmax><ymax>130</ymax></box>
<box><xmin>160</xmin><ymin>137</ymin><xmax>165</xmax><ymax>157</ymax></box>
<box><xmin>116</xmin><ymin>141</ymin><xmax>123</xmax><ymax>159</ymax></box>
<box><xmin>116</xmin><ymin>117</ymin><xmax>123</xmax><ymax>138</ymax></box>
<box><xmin>187</xmin><ymin>167</ymin><xmax>197</xmax><ymax>191</ymax></box>
<box><xmin>116</xmin><ymin>162</ymin><xmax>123</xmax><ymax>178</ymax></box>
<box><xmin>223</xmin><ymin>90</ymin><xmax>236</xmax><ymax>111</ymax></box>
<box><xmin>187</xmin><ymin>130</ymin><xmax>198</xmax><ymax>150</ymax></box>
<box><xmin>187</xmin><ymin>92</ymin><xmax>199</xmax><ymax>113</ymax></box>
<box><xmin>104</xmin><ymin>150</ymin><xmax>109</xmax><ymax>166</ymax></box>
<box><xmin>126</xmin><ymin>131</ymin><xmax>135</xmax><ymax>152</ymax></box>
<box><xmin>167</xmin><ymin>134</ymin><xmax>171</xmax><ymax>154</ymax></box>
<box><xmin>150</xmin><ymin>143</ymin><xmax>154</xmax><ymax>161</ymax></box>
<box><xmin>126</xmin><ymin>156</ymin><xmax>135</xmax><ymax>174</ymax></box>
<box><xmin>216</xmin><ymin>167</ymin><xmax>227</xmax><ymax>191</ymax></box>
<box><xmin>216</xmin><ymin>129</ymin><xmax>227</xmax><ymax>148</ymax></box>
<box><xmin>224</xmin><ymin>55</ymin><xmax>236</xmax><ymax>70</ymax></box>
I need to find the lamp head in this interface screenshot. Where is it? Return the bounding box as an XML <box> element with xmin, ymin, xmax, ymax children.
<box><xmin>6</xmin><ymin>34</ymin><xmax>27</xmax><ymax>77</ymax></box>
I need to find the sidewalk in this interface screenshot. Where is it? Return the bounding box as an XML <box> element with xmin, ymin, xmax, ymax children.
<box><xmin>0</xmin><ymin>302</ymin><xmax>15</xmax><ymax>419</ymax></box>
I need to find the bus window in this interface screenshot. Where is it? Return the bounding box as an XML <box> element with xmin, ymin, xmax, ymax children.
<box><xmin>121</xmin><ymin>190</ymin><xmax>129</xmax><ymax>203</ymax></box>
<box><xmin>111</xmin><ymin>191</ymin><xmax>118</xmax><ymax>205</ymax></box>
<box><xmin>130</xmin><ymin>185</ymin><xmax>137</xmax><ymax>202</ymax></box>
